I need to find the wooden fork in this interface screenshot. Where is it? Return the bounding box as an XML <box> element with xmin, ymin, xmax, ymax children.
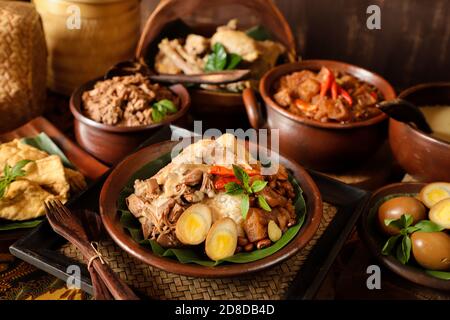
<box><xmin>45</xmin><ymin>199</ymin><xmax>139</xmax><ymax>300</ymax></box>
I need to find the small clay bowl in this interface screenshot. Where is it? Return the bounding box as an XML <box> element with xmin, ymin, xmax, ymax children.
<box><xmin>99</xmin><ymin>140</ymin><xmax>323</xmax><ymax>277</ymax></box>
<box><xmin>389</xmin><ymin>82</ymin><xmax>450</xmax><ymax>181</ymax></box>
<box><xmin>70</xmin><ymin>78</ymin><xmax>190</xmax><ymax>165</ymax></box>
<box><xmin>243</xmin><ymin>60</ymin><xmax>396</xmax><ymax>172</ymax></box>
<box><xmin>359</xmin><ymin>182</ymin><xmax>450</xmax><ymax>291</ymax></box>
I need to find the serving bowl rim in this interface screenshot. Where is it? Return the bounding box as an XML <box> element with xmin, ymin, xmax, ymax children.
<box><xmin>259</xmin><ymin>59</ymin><xmax>396</xmax><ymax>130</ymax></box>
<box><xmin>99</xmin><ymin>140</ymin><xmax>323</xmax><ymax>277</ymax></box>
<box><xmin>359</xmin><ymin>182</ymin><xmax>450</xmax><ymax>291</ymax></box>
<box><xmin>396</xmin><ymin>81</ymin><xmax>450</xmax><ymax>146</ymax></box>
<box><xmin>69</xmin><ymin>77</ymin><xmax>191</xmax><ymax>133</ymax></box>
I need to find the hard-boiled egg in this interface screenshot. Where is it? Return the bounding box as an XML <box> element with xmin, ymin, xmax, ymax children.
<box><xmin>429</xmin><ymin>198</ymin><xmax>450</xmax><ymax>229</ymax></box>
<box><xmin>175</xmin><ymin>204</ymin><xmax>212</xmax><ymax>245</ymax></box>
<box><xmin>205</xmin><ymin>218</ymin><xmax>238</xmax><ymax>261</ymax></box>
<box><xmin>419</xmin><ymin>182</ymin><xmax>450</xmax><ymax>209</ymax></box>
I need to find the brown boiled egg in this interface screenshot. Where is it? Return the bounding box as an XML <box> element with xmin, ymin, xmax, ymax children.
<box><xmin>377</xmin><ymin>196</ymin><xmax>426</xmax><ymax>235</ymax></box>
<box><xmin>429</xmin><ymin>198</ymin><xmax>450</xmax><ymax>229</ymax></box>
<box><xmin>419</xmin><ymin>182</ymin><xmax>450</xmax><ymax>209</ymax></box>
<box><xmin>411</xmin><ymin>231</ymin><xmax>450</xmax><ymax>271</ymax></box>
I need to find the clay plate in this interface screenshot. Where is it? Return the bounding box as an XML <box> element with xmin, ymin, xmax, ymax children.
<box><xmin>0</xmin><ymin>116</ymin><xmax>109</xmax><ymax>251</ymax></box>
<box><xmin>99</xmin><ymin>140</ymin><xmax>323</xmax><ymax>277</ymax></box>
<box><xmin>359</xmin><ymin>182</ymin><xmax>450</xmax><ymax>291</ymax></box>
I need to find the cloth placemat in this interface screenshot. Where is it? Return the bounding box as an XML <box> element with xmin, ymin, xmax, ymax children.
<box><xmin>60</xmin><ymin>203</ymin><xmax>337</xmax><ymax>300</ymax></box>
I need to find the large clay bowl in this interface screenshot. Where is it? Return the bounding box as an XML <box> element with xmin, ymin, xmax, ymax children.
<box><xmin>389</xmin><ymin>82</ymin><xmax>450</xmax><ymax>182</ymax></box>
<box><xmin>243</xmin><ymin>60</ymin><xmax>396</xmax><ymax>172</ymax></box>
<box><xmin>359</xmin><ymin>182</ymin><xmax>450</xmax><ymax>291</ymax></box>
<box><xmin>70</xmin><ymin>78</ymin><xmax>190</xmax><ymax>165</ymax></box>
<box><xmin>99</xmin><ymin>140</ymin><xmax>323</xmax><ymax>277</ymax></box>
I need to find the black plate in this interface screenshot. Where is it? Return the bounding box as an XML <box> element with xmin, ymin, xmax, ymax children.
<box><xmin>9</xmin><ymin>125</ymin><xmax>370</xmax><ymax>299</ymax></box>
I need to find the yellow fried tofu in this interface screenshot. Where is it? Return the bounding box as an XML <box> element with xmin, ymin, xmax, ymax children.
<box><xmin>0</xmin><ymin>180</ymin><xmax>59</xmax><ymax>220</ymax></box>
<box><xmin>0</xmin><ymin>139</ymin><xmax>86</xmax><ymax>221</ymax></box>
<box><xmin>22</xmin><ymin>155</ymin><xmax>70</xmax><ymax>201</ymax></box>
<box><xmin>0</xmin><ymin>139</ymin><xmax>48</xmax><ymax>169</ymax></box>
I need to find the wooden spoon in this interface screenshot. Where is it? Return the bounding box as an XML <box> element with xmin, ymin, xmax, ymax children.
<box><xmin>104</xmin><ymin>60</ymin><xmax>250</xmax><ymax>84</ymax></box>
<box><xmin>377</xmin><ymin>99</ymin><xmax>433</xmax><ymax>134</ymax></box>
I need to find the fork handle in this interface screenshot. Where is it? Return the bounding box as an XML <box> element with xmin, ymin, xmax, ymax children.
<box><xmin>74</xmin><ymin>240</ymin><xmax>139</xmax><ymax>300</ymax></box>
<box><xmin>91</xmin><ymin>258</ymin><xmax>139</xmax><ymax>300</ymax></box>
<box><xmin>89</xmin><ymin>267</ymin><xmax>114</xmax><ymax>300</ymax></box>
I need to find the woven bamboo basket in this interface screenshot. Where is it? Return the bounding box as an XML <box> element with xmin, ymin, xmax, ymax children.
<box><xmin>137</xmin><ymin>0</ymin><xmax>297</xmax><ymax>129</ymax></box>
<box><xmin>33</xmin><ymin>0</ymin><xmax>140</xmax><ymax>95</ymax></box>
<box><xmin>0</xmin><ymin>1</ymin><xmax>47</xmax><ymax>133</ymax></box>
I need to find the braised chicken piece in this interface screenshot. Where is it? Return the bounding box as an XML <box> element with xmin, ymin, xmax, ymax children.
<box><xmin>273</xmin><ymin>67</ymin><xmax>383</xmax><ymax>123</ymax></box>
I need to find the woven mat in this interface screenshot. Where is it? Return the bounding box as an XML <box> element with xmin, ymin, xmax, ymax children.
<box><xmin>60</xmin><ymin>203</ymin><xmax>337</xmax><ymax>300</ymax></box>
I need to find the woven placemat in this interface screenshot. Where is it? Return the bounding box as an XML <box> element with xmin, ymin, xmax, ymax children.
<box><xmin>60</xmin><ymin>203</ymin><xmax>337</xmax><ymax>300</ymax></box>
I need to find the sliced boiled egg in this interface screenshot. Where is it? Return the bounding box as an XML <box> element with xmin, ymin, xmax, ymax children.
<box><xmin>429</xmin><ymin>198</ymin><xmax>450</xmax><ymax>229</ymax></box>
<box><xmin>419</xmin><ymin>182</ymin><xmax>450</xmax><ymax>208</ymax></box>
<box><xmin>205</xmin><ymin>218</ymin><xmax>238</xmax><ymax>261</ymax></box>
<box><xmin>175</xmin><ymin>204</ymin><xmax>212</xmax><ymax>245</ymax></box>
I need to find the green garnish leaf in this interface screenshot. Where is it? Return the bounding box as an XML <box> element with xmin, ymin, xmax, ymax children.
<box><xmin>0</xmin><ymin>159</ymin><xmax>32</xmax><ymax>198</ymax></box>
<box><xmin>226</xmin><ymin>53</ymin><xmax>242</xmax><ymax>70</ymax></box>
<box><xmin>257</xmin><ymin>195</ymin><xmax>272</xmax><ymax>212</ymax></box>
<box><xmin>251</xmin><ymin>180</ymin><xmax>267</xmax><ymax>193</ymax></box>
<box><xmin>401</xmin><ymin>214</ymin><xmax>413</xmax><ymax>228</ymax></box>
<box><xmin>241</xmin><ymin>194</ymin><xmax>250</xmax><ymax>219</ymax></box>
<box><xmin>413</xmin><ymin>220</ymin><xmax>445</xmax><ymax>233</ymax></box>
<box><xmin>396</xmin><ymin>235</ymin><xmax>412</xmax><ymax>265</ymax></box>
<box><xmin>151</xmin><ymin>99</ymin><xmax>178</xmax><ymax>122</ymax></box>
<box><xmin>154</xmin><ymin>99</ymin><xmax>178</xmax><ymax>113</ymax></box>
<box><xmin>204</xmin><ymin>43</ymin><xmax>242</xmax><ymax>71</ymax></box>
<box><xmin>224</xmin><ymin>182</ymin><xmax>244</xmax><ymax>195</ymax></box>
<box><xmin>381</xmin><ymin>234</ymin><xmax>401</xmax><ymax>255</ymax></box>
<box><xmin>151</xmin><ymin>108</ymin><xmax>164</xmax><ymax>122</ymax></box>
<box><xmin>245</xmin><ymin>25</ymin><xmax>271</xmax><ymax>41</ymax></box>
<box><xmin>232</xmin><ymin>165</ymin><xmax>251</xmax><ymax>193</ymax></box>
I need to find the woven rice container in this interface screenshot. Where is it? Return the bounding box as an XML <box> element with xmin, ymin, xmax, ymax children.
<box><xmin>33</xmin><ymin>0</ymin><xmax>140</xmax><ymax>95</ymax></box>
<box><xmin>0</xmin><ymin>1</ymin><xmax>47</xmax><ymax>133</ymax></box>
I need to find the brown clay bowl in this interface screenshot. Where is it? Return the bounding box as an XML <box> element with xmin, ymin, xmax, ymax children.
<box><xmin>359</xmin><ymin>182</ymin><xmax>450</xmax><ymax>291</ymax></box>
<box><xmin>70</xmin><ymin>78</ymin><xmax>190</xmax><ymax>165</ymax></box>
<box><xmin>243</xmin><ymin>60</ymin><xmax>396</xmax><ymax>172</ymax></box>
<box><xmin>99</xmin><ymin>140</ymin><xmax>323</xmax><ymax>277</ymax></box>
<box><xmin>389</xmin><ymin>82</ymin><xmax>450</xmax><ymax>182</ymax></box>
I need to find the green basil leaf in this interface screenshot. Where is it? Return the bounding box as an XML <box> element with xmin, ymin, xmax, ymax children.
<box><xmin>404</xmin><ymin>226</ymin><xmax>420</xmax><ymax>234</ymax></box>
<box><xmin>258</xmin><ymin>195</ymin><xmax>272</xmax><ymax>212</ymax></box>
<box><xmin>245</xmin><ymin>25</ymin><xmax>271</xmax><ymax>41</ymax></box>
<box><xmin>232</xmin><ymin>165</ymin><xmax>250</xmax><ymax>192</ymax></box>
<box><xmin>154</xmin><ymin>99</ymin><xmax>178</xmax><ymax>114</ymax></box>
<box><xmin>241</xmin><ymin>194</ymin><xmax>250</xmax><ymax>219</ymax></box>
<box><xmin>251</xmin><ymin>180</ymin><xmax>267</xmax><ymax>193</ymax></box>
<box><xmin>151</xmin><ymin>108</ymin><xmax>165</xmax><ymax>122</ymax></box>
<box><xmin>381</xmin><ymin>234</ymin><xmax>401</xmax><ymax>255</ymax></box>
<box><xmin>414</xmin><ymin>220</ymin><xmax>445</xmax><ymax>233</ymax></box>
<box><xmin>226</xmin><ymin>53</ymin><xmax>242</xmax><ymax>70</ymax></box>
<box><xmin>224</xmin><ymin>182</ymin><xmax>243</xmax><ymax>195</ymax></box>
<box><xmin>396</xmin><ymin>235</ymin><xmax>411</xmax><ymax>264</ymax></box>
<box><xmin>204</xmin><ymin>43</ymin><xmax>228</xmax><ymax>71</ymax></box>
<box><xmin>384</xmin><ymin>218</ymin><xmax>403</xmax><ymax>230</ymax></box>
<box><xmin>11</xmin><ymin>159</ymin><xmax>32</xmax><ymax>178</ymax></box>
<box><xmin>400</xmin><ymin>214</ymin><xmax>413</xmax><ymax>228</ymax></box>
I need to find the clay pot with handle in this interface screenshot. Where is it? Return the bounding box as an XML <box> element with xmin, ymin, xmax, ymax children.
<box><xmin>243</xmin><ymin>60</ymin><xmax>396</xmax><ymax>172</ymax></box>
